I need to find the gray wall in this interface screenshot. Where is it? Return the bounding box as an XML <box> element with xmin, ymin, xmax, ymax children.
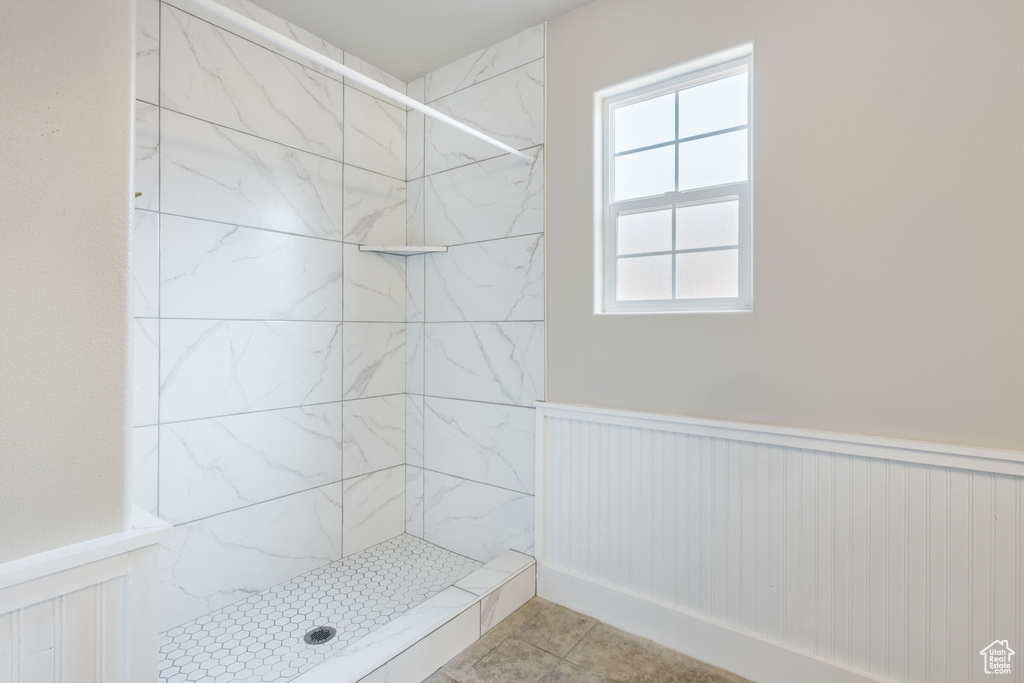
<box><xmin>0</xmin><ymin>0</ymin><xmax>133</xmax><ymax>563</ymax></box>
<box><xmin>546</xmin><ymin>0</ymin><xmax>1024</xmax><ymax>450</ymax></box>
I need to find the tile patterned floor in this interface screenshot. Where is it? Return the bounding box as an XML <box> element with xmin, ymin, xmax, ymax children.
<box><xmin>158</xmin><ymin>534</ymin><xmax>481</xmax><ymax>683</ymax></box>
<box><xmin>427</xmin><ymin>598</ymin><xmax>753</xmax><ymax>683</ymax></box>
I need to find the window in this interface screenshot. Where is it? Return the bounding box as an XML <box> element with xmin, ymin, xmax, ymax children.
<box><xmin>599</xmin><ymin>50</ymin><xmax>752</xmax><ymax>313</ymax></box>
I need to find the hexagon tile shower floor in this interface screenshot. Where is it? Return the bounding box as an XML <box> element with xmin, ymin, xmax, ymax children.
<box><xmin>158</xmin><ymin>534</ymin><xmax>481</xmax><ymax>682</ymax></box>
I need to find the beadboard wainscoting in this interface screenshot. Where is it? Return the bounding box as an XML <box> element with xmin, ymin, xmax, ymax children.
<box><xmin>535</xmin><ymin>402</ymin><xmax>1024</xmax><ymax>683</ymax></box>
<box><xmin>0</xmin><ymin>509</ymin><xmax>171</xmax><ymax>683</ymax></box>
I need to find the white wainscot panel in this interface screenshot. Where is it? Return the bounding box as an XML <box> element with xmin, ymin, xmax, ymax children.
<box><xmin>159</xmin><ymin>403</ymin><xmax>343</xmax><ymax>524</ymax></box>
<box><xmin>343</xmin><ymin>467</ymin><xmax>405</xmax><ymax>557</ymax></box>
<box><xmin>406</xmin><ymin>466</ymin><xmax>425</xmax><ymax>538</ymax></box>
<box><xmin>160</xmin><ymin>320</ymin><xmax>344</xmax><ymax>422</ymax></box>
<box><xmin>160</xmin><ymin>4</ymin><xmax>345</xmax><ymax>160</ymax></box>
<box><xmin>343</xmin><ymin>164</ymin><xmax>407</xmax><ymax>245</ymax></box>
<box><xmin>425</xmin><ymin>397</ymin><xmax>534</xmax><ymax>494</ymax></box>
<box><xmin>343</xmin><ymin>244</ymin><xmax>405</xmax><ymax>323</ymax></box>
<box><xmin>425</xmin><ymin>59</ymin><xmax>544</xmax><ymax>175</ymax></box>
<box><xmin>160</xmin><ymin>109</ymin><xmax>345</xmax><ymax>240</ymax></box>
<box><xmin>424</xmin><ymin>322</ymin><xmax>543</xmax><ymax>407</ymax></box>
<box><xmin>423</xmin><ymin>471</ymin><xmax>534</xmax><ymax>563</ymax></box>
<box><xmin>136</xmin><ymin>0</ymin><xmax>159</xmax><ymax>104</ymax></box>
<box><xmin>343</xmin><ymin>323</ymin><xmax>405</xmax><ymax>400</ymax></box>
<box><xmin>406</xmin><ymin>393</ymin><xmax>425</xmax><ymax>468</ymax></box>
<box><xmin>536</xmin><ymin>402</ymin><xmax>1024</xmax><ymax>683</ymax></box>
<box><xmin>343</xmin><ymin>395</ymin><xmax>405</xmax><ymax>479</ymax></box>
<box><xmin>132</xmin><ymin>426</ymin><xmax>159</xmax><ymax>515</ymax></box>
<box><xmin>133</xmin><ymin>319</ymin><xmax>159</xmax><ymax>427</ymax></box>
<box><xmin>425</xmin><ymin>233</ymin><xmax>544</xmax><ymax>322</ymax></box>
<box><xmin>134</xmin><ymin>101</ymin><xmax>159</xmax><ymax>212</ymax></box>
<box><xmin>425</xmin><ymin>147</ymin><xmax>544</xmax><ymax>246</ymax></box>
<box><xmin>161</xmin><ymin>215</ymin><xmax>344</xmax><ymax>321</ymax></box>
<box><xmin>425</xmin><ymin>25</ymin><xmax>544</xmax><ymax>103</ymax></box>
<box><xmin>344</xmin><ymin>88</ymin><xmax>406</xmax><ymax>181</ymax></box>
<box><xmin>406</xmin><ymin>322</ymin><xmax>425</xmax><ymax>395</ymax></box>
<box><xmin>0</xmin><ymin>513</ymin><xmax>169</xmax><ymax>683</ymax></box>
<box><xmin>160</xmin><ymin>484</ymin><xmax>342</xmax><ymax>630</ymax></box>
<box><xmin>133</xmin><ymin>210</ymin><xmax>159</xmax><ymax>318</ymax></box>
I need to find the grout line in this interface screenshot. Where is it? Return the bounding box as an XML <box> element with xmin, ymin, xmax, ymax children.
<box><xmin>424</xmin><ymin>56</ymin><xmax>545</xmax><ymax>107</ymax></box>
<box><xmin>421</xmin><ymin>143</ymin><xmax>544</xmax><ymax>180</ymax></box>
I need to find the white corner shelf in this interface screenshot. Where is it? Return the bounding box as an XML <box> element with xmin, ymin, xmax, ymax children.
<box><xmin>358</xmin><ymin>245</ymin><xmax>448</xmax><ymax>256</ymax></box>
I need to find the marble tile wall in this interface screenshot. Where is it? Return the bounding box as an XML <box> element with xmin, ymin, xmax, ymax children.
<box><xmin>133</xmin><ymin>0</ymin><xmax>409</xmax><ymax>631</ymax></box>
<box><xmin>405</xmin><ymin>26</ymin><xmax>545</xmax><ymax>564</ymax></box>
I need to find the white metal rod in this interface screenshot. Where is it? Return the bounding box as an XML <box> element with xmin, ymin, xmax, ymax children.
<box><xmin>180</xmin><ymin>0</ymin><xmax>536</xmax><ymax>164</ymax></box>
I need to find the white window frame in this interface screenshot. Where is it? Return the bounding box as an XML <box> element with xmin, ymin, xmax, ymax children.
<box><xmin>597</xmin><ymin>48</ymin><xmax>753</xmax><ymax>314</ymax></box>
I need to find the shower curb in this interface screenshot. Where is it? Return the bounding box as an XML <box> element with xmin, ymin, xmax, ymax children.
<box><xmin>292</xmin><ymin>550</ymin><xmax>536</xmax><ymax>683</ymax></box>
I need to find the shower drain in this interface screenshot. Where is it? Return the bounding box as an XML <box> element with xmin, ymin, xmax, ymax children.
<box><xmin>303</xmin><ymin>626</ymin><xmax>337</xmax><ymax>645</ymax></box>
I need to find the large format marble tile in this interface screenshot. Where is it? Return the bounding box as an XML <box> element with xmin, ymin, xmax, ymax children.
<box><xmin>133</xmin><ymin>210</ymin><xmax>159</xmax><ymax>318</ymax></box>
<box><xmin>343</xmin><ymin>52</ymin><xmax>406</xmax><ymax>106</ymax></box>
<box><xmin>424</xmin><ymin>397</ymin><xmax>534</xmax><ymax>494</ymax></box>
<box><xmin>160</xmin><ymin>4</ymin><xmax>345</xmax><ymax>161</ymax></box>
<box><xmin>406</xmin><ymin>253</ymin><xmax>425</xmax><ymax>323</ymax></box>
<box><xmin>406</xmin><ymin>466</ymin><xmax>424</xmax><ymax>538</ymax></box>
<box><xmin>424</xmin><ymin>322</ymin><xmax>543</xmax><ymax>407</ymax></box>
<box><xmin>343</xmin><ymin>467</ymin><xmax>405</xmax><ymax>556</ymax></box>
<box><xmin>343</xmin><ymin>395</ymin><xmax>405</xmax><ymax>479</ymax></box>
<box><xmin>406</xmin><ymin>322</ymin><xmax>424</xmax><ymax>395</ymax></box>
<box><xmin>343</xmin><ymin>323</ymin><xmax>405</xmax><ymax>400</ymax></box>
<box><xmin>425</xmin><ymin>25</ymin><xmax>544</xmax><ymax>103</ymax></box>
<box><xmin>159</xmin><ymin>403</ymin><xmax>343</xmax><ymax>524</ymax></box>
<box><xmin>424</xmin><ymin>471</ymin><xmax>534</xmax><ymax>563</ymax></box>
<box><xmin>406</xmin><ymin>393</ymin><xmax>424</xmax><ymax>468</ymax></box>
<box><xmin>159</xmin><ymin>483</ymin><xmax>343</xmax><ymax>631</ymax></box>
<box><xmin>425</xmin><ymin>60</ymin><xmax>544</xmax><ymax>175</ymax></box>
<box><xmin>407</xmin><ymin>110</ymin><xmax>425</xmax><ymax>180</ymax></box>
<box><xmin>425</xmin><ymin>233</ymin><xmax>544</xmax><ymax>322</ymax></box>
<box><xmin>160</xmin><ymin>320</ymin><xmax>344</xmax><ymax>422</ymax></box>
<box><xmin>132</xmin><ymin>426</ymin><xmax>159</xmax><ymax>515</ymax></box>
<box><xmin>343</xmin><ymin>165</ymin><xmax>407</xmax><ymax>244</ymax></box>
<box><xmin>160</xmin><ymin>109</ymin><xmax>345</xmax><ymax>240</ymax></box>
<box><xmin>136</xmin><ymin>0</ymin><xmax>159</xmax><ymax>104</ymax></box>
<box><xmin>406</xmin><ymin>177</ymin><xmax>425</xmax><ymax>247</ymax></box>
<box><xmin>345</xmin><ymin>87</ymin><xmax>406</xmax><ymax>180</ymax></box>
<box><xmin>161</xmin><ymin>0</ymin><xmax>348</xmax><ymax>83</ymax></box>
<box><xmin>161</xmin><ymin>215</ymin><xmax>344</xmax><ymax>321</ymax></box>
<box><xmin>424</xmin><ymin>147</ymin><xmax>544</xmax><ymax>246</ymax></box>
<box><xmin>343</xmin><ymin>244</ymin><xmax>405</xmax><ymax>323</ymax></box>
<box><xmin>133</xmin><ymin>319</ymin><xmax>159</xmax><ymax>427</ymax></box>
<box><xmin>134</xmin><ymin>101</ymin><xmax>159</xmax><ymax>212</ymax></box>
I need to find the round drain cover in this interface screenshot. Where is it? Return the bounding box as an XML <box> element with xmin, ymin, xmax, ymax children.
<box><xmin>303</xmin><ymin>626</ymin><xmax>337</xmax><ymax>645</ymax></box>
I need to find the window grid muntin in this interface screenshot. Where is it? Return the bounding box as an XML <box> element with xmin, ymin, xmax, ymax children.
<box><xmin>614</xmin><ymin>195</ymin><xmax>741</xmax><ymax>301</ymax></box>
<box><xmin>602</xmin><ymin>55</ymin><xmax>752</xmax><ymax>313</ymax></box>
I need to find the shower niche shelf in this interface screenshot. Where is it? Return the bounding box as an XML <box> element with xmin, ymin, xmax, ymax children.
<box><xmin>358</xmin><ymin>245</ymin><xmax>448</xmax><ymax>256</ymax></box>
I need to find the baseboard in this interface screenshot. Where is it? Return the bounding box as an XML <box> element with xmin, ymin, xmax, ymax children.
<box><xmin>538</xmin><ymin>565</ymin><xmax>887</xmax><ymax>683</ymax></box>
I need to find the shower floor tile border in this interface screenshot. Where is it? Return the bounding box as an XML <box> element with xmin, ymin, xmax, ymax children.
<box><xmin>158</xmin><ymin>534</ymin><xmax>483</xmax><ymax>683</ymax></box>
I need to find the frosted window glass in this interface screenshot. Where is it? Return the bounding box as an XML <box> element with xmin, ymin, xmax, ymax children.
<box><xmin>676</xmin><ymin>200</ymin><xmax>739</xmax><ymax>250</ymax></box>
<box><xmin>676</xmin><ymin>249</ymin><xmax>738</xmax><ymax>299</ymax></box>
<box><xmin>678</xmin><ymin>73</ymin><xmax>748</xmax><ymax>139</ymax></box>
<box><xmin>618</xmin><ymin>210</ymin><xmax>672</xmax><ymax>255</ymax></box>
<box><xmin>615</xmin><ymin>145</ymin><xmax>675</xmax><ymax>201</ymax></box>
<box><xmin>678</xmin><ymin>129</ymin><xmax>747</xmax><ymax>191</ymax></box>
<box><xmin>614</xmin><ymin>93</ymin><xmax>675</xmax><ymax>152</ymax></box>
<box><xmin>618</xmin><ymin>255</ymin><xmax>672</xmax><ymax>301</ymax></box>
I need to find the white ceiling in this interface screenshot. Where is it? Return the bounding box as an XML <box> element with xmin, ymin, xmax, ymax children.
<box><xmin>246</xmin><ymin>0</ymin><xmax>598</xmax><ymax>82</ymax></box>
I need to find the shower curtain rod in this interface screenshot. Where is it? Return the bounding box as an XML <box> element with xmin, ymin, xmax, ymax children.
<box><xmin>180</xmin><ymin>0</ymin><xmax>536</xmax><ymax>164</ymax></box>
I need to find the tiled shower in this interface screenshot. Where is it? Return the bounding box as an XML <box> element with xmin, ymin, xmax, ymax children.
<box><xmin>130</xmin><ymin>0</ymin><xmax>544</xmax><ymax>674</ymax></box>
